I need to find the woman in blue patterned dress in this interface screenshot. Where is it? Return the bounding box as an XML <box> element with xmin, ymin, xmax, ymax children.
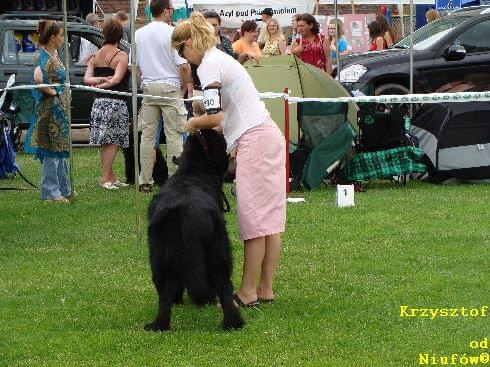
<box><xmin>25</xmin><ymin>20</ymin><xmax>71</xmax><ymax>202</ymax></box>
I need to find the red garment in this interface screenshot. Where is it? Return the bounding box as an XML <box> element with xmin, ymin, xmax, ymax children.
<box><xmin>298</xmin><ymin>35</ymin><xmax>326</xmax><ymax>71</ymax></box>
<box><xmin>370</xmin><ymin>37</ymin><xmax>387</xmax><ymax>51</ymax></box>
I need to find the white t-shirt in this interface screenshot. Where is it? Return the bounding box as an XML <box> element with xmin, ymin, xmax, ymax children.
<box><xmin>79</xmin><ymin>38</ymin><xmax>98</xmax><ymax>64</ymax></box>
<box><xmin>198</xmin><ymin>47</ymin><xmax>269</xmax><ymax>152</ymax></box>
<box><xmin>134</xmin><ymin>21</ymin><xmax>187</xmax><ymax>87</ymax></box>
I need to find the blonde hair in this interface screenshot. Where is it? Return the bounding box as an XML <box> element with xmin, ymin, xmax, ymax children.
<box><xmin>265</xmin><ymin>18</ymin><xmax>284</xmax><ymax>43</ymax></box>
<box><xmin>328</xmin><ymin>18</ymin><xmax>344</xmax><ymax>40</ymax></box>
<box><xmin>426</xmin><ymin>9</ymin><xmax>440</xmax><ymax>23</ymax></box>
<box><xmin>171</xmin><ymin>12</ymin><xmax>216</xmax><ymax>57</ymax></box>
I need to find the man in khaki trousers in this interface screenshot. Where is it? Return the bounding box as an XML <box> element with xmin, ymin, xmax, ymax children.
<box><xmin>135</xmin><ymin>0</ymin><xmax>190</xmax><ymax>192</ymax></box>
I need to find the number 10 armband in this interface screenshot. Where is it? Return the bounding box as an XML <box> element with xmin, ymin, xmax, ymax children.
<box><xmin>203</xmin><ymin>86</ymin><xmax>222</xmax><ymax>115</ymax></box>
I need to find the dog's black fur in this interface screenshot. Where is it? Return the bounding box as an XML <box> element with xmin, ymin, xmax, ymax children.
<box><xmin>145</xmin><ymin>129</ymin><xmax>244</xmax><ymax>331</ymax></box>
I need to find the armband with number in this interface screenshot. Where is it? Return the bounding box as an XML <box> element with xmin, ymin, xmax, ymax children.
<box><xmin>203</xmin><ymin>86</ymin><xmax>222</xmax><ymax>115</ymax></box>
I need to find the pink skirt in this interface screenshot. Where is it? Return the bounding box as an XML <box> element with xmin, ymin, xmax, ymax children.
<box><xmin>235</xmin><ymin>120</ymin><xmax>286</xmax><ymax>241</ymax></box>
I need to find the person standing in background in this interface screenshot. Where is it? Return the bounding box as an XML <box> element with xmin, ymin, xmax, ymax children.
<box><xmin>25</xmin><ymin>20</ymin><xmax>71</xmax><ymax>202</ymax></box>
<box><xmin>287</xmin><ymin>14</ymin><xmax>299</xmax><ymax>46</ymax></box>
<box><xmin>135</xmin><ymin>0</ymin><xmax>190</xmax><ymax>193</ymax></box>
<box><xmin>84</xmin><ymin>18</ymin><xmax>130</xmax><ymax>190</ymax></box>
<box><xmin>291</xmin><ymin>13</ymin><xmax>332</xmax><ymax>75</ymax></box>
<box><xmin>232</xmin><ymin>20</ymin><xmax>262</xmax><ymax>59</ymax></box>
<box><xmin>376</xmin><ymin>14</ymin><xmax>396</xmax><ymax>48</ymax></box>
<box><xmin>116</xmin><ymin>11</ymin><xmax>131</xmax><ymax>43</ymax></box>
<box><xmin>368</xmin><ymin>21</ymin><xmax>387</xmax><ymax>51</ymax></box>
<box><xmin>426</xmin><ymin>8</ymin><xmax>441</xmax><ymax>23</ymax></box>
<box><xmin>262</xmin><ymin>18</ymin><xmax>286</xmax><ymax>57</ymax></box>
<box><xmin>257</xmin><ymin>7</ymin><xmax>274</xmax><ymax>50</ymax></box>
<box><xmin>79</xmin><ymin>13</ymin><xmax>101</xmax><ymax>63</ymax></box>
<box><xmin>328</xmin><ymin>18</ymin><xmax>348</xmax><ymax>64</ymax></box>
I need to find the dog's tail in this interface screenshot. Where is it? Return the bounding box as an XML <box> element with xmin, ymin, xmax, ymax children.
<box><xmin>181</xmin><ymin>208</ymin><xmax>217</xmax><ymax>305</ymax></box>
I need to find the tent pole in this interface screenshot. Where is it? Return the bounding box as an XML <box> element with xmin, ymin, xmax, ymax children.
<box><xmin>351</xmin><ymin>0</ymin><xmax>355</xmax><ymax>14</ymax></box>
<box><xmin>284</xmin><ymin>87</ymin><xmax>290</xmax><ymax>194</ymax></box>
<box><xmin>409</xmin><ymin>0</ymin><xmax>414</xmax><ymax>116</ymax></box>
<box><xmin>61</xmin><ymin>0</ymin><xmax>74</xmax><ymax>201</ymax></box>
<box><xmin>130</xmin><ymin>0</ymin><xmax>142</xmax><ymax>250</ymax></box>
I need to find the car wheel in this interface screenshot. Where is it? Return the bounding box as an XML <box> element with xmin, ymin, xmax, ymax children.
<box><xmin>375</xmin><ymin>83</ymin><xmax>410</xmax><ymax>96</ymax></box>
<box><xmin>375</xmin><ymin>83</ymin><xmax>412</xmax><ymax>115</ymax></box>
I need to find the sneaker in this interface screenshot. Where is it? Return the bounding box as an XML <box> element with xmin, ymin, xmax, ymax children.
<box><xmin>100</xmin><ymin>182</ymin><xmax>119</xmax><ymax>190</ymax></box>
<box><xmin>114</xmin><ymin>180</ymin><xmax>129</xmax><ymax>188</ymax></box>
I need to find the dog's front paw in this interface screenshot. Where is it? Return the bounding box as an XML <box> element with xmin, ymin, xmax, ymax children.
<box><xmin>144</xmin><ymin>321</ymin><xmax>170</xmax><ymax>332</ymax></box>
<box><xmin>222</xmin><ymin>312</ymin><xmax>245</xmax><ymax>330</ymax></box>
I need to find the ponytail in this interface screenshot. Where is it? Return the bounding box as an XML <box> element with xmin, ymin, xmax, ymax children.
<box><xmin>172</xmin><ymin>11</ymin><xmax>215</xmax><ymax>57</ymax></box>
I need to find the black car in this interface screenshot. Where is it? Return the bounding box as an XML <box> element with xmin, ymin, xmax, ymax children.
<box><xmin>0</xmin><ymin>13</ymin><xmax>133</xmax><ymax>127</ymax></box>
<box><xmin>338</xmin><ymin>6</ymin><xmax>490</xmax><ymax>96</ymax></box>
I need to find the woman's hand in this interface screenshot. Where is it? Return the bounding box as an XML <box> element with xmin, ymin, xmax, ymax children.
<box><xmin>293</xmin><ymin>44</ymin><xmax>304</xmax><ymax>54</ymax></box>
<box><xmin>186</xmin><ymin>118</ymin><xmax>198</xmax><ymax>134</ymax></box>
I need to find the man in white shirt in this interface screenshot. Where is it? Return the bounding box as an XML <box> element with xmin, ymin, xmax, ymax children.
<box><xmin>79</xmin><ymin>13</ymin><xmax>100</xmax><ymax>64</ymax></box>
<box><xmin>135</xmin><ymin>0</ymin><xmax>190</xmax><ymax>191</ymax></box>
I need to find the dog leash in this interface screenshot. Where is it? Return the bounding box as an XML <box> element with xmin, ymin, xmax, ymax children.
<box><xmin>196</xmin><ymin>130</ymin><xmax>230</xmax><ymax>213</ymax></box>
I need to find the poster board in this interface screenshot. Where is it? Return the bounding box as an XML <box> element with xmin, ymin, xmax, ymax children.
<box><xmin>324</xmin><ymin>14</ymin><xmax>376</xmax><ymax>53</ymax></box>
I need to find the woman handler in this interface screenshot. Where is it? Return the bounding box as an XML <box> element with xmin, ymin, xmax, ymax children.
<box><xmin>172</xmin><ymin>12</ymin><xmax>286</xmax><ymax>307</ymax></box>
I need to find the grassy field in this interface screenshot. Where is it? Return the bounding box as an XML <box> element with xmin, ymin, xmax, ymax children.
<box><xmin>1</xmin><ymin>148</ymin><xmax>489</xmax><ymax>367</ymax></box>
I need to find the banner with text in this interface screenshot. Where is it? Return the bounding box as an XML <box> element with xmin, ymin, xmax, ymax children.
<box><xmin>192</xmin><ymin>3</ymin><xmax>311</xmax><ymax>28</ymax></box>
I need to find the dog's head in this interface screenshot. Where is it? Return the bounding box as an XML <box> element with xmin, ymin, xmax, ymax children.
<box><xmin>180</xmin><ymin>129</ymin><xmax>228</xmax><ymax>180</ymax></box>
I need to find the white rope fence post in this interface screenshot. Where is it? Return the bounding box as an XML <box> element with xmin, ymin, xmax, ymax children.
<box><xmin>130</xmin><ymin>0</ymin><xmax>142</xmax><ymax>251</ymax></box>
<box><xmin>62</xmin><ymin>0</ymin><xmax>75</xmax><ymax>201</ymax></box>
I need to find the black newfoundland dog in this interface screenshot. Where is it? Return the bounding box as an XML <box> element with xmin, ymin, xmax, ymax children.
<box><xmin>145</xmin><ymin>129</ymin><xmax>244</xmax><ymax>331</ymax></box>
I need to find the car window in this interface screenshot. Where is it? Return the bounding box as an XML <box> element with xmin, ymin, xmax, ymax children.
<box><xmin>396</xmin><ymin>16</ymin><xmax>471</xmax><ymax>50</ymax></box>
<box><xmin>1</xmin><ymin>30</ymin><xmax>39</xmax><ymax>66</ymax></box>
<box><xmin>2</xmin><ymin>31</ymin><xmax>17</xmax><ymax>64</ymax></box>
<box><xmin>453</xmin><ymin>19</ymin><xmax>490</xmax><ymax>53</ymax></box>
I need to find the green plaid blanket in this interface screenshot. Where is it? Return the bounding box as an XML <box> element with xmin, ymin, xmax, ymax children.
<box><xmin>340</xmin><ymin>146</ymin><xmax>427</xmax><ymax>182</ymax></box>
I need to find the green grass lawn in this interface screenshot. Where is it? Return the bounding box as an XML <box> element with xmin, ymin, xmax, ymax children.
<box><xmin>1</xmin><ymin>148</ymin><xmax>489</xmax><ymax>366</ymax></box>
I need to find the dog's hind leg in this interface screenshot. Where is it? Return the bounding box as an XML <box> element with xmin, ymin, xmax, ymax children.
<box><xmin>144</xmin><ymin>279</ymin><xmax>177</xmax><ymax>332</ymax></box>
<box><xmin>207</xmin><ymin>222</ymin><xmax>244</xmax><ymax>330</ymax></box>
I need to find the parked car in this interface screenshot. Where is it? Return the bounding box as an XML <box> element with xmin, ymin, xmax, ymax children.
<box><xmin>337</xmin><ymin>6</ymin><xmax>490</xmax><ymax>97</ymax></box>
<box><xmin>0</xmin><ymin>13</ymin><xmax>134</xmax><ymax>128</ymax></box>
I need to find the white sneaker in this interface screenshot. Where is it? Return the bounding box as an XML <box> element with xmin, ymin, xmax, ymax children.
<box><xmin>101</xmin><ymin>182</ymin><xmax>119</xmax><ymax>190</ymax></box>
<box><xmin>114</xmin><ymin>180</ymin><xmax>129</xmax><ymax>188</ymax></box>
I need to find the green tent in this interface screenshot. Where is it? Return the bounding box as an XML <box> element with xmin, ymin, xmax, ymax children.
<box><xmin>244</xmin><ymin>55</ymin><xmax>359</xmax><ymax>190</ymax></box>
<box><xmin>243</xmin><ymin>55</ymin><xmax>358</xmax><ymax>143</ymax></box>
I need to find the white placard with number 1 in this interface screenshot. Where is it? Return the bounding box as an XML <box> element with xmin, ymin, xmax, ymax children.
<box><xmin>336</xmin><ymin>185</ymin><xmax>355</xmax><ymax>208</ymax></box>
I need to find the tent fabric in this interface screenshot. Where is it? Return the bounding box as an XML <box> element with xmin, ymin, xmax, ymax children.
<box><xmin>340</xmin><ymin>146</ymin><xmax>427</xmax><ymax>182</ymax></box>
<box><xmin>411</xmin><ymin>90</ymin><xmax>490</xmax><ymax>182</ymax></box>
<box><xmin>243</xmin><ymin>55</ymin><xmax>359</xmax><ymax>143</ymax></box>
<box><xmin>301</xmin><ymin>121</ymin><xmax>354</xmax><ymax>190</ymax></box>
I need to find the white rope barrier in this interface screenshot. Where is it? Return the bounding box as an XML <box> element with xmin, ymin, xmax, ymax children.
<box><xmin>2</xmin><ymin>83</ymin><xmax>490</xmax><ymax>104</ymax></box>
<box><xmin>287</xmin><ymin>91</ymin><xmax>490</xmax><ymax>104</ymax></box>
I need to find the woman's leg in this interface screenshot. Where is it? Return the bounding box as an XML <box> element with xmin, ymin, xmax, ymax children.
<box><xmin>40</xmin><ymin>156</ymin><xmax>61</xmax><ymax>200</ymax></box>
<box><xmin>100</xmin><ymin>143</ymin><xmax>118</xmax><ymax>184</ymax></box>
<box><xmin>236</xmin><ymin>236</ymin><xmax>265</xmax><ymax>304</ymax></box>
<box><xmin>257</xmin><ymin>233</ymin><xmax>281</xmax><ymax>300</ymax></box>
<box><xmin>57</xmin><ymin>158</ymin><xmax>71</xmax><ymax>197</ymax></box>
